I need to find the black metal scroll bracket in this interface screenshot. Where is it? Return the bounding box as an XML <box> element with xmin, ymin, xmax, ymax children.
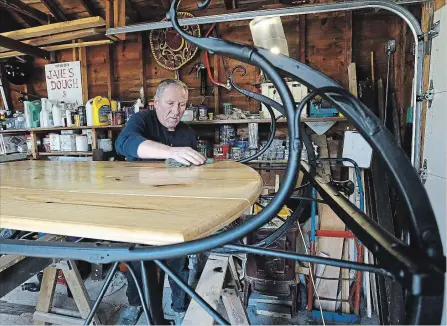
<box><xmin>229</xmin><ymin>64</ymin><xmax>287</xmax><ymax>117</ymax></box>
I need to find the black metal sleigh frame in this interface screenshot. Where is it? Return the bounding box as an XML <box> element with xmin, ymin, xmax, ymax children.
<box><xmin>0</xmin><ymin>0</ymin><xmax>445</xmax><ymax>324</ymax></box>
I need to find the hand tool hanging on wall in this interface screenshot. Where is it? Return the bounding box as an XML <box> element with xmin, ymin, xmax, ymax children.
<box><xmin>384</xmin><ymin>40</ymin><xmax>395</xmax><ymax>126</ymax></box>
<box><xmin>188</xmin><ymin>63</ymin><xmax>207</xmax><ymax>96</ymax></box>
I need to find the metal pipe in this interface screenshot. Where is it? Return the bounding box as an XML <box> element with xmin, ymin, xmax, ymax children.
<box><xmin>106</xmin><ymin>0</ymin><xmax>424</xmax><ymax>34</ymax></box>
<box><xmin>84</xmin><ymin>262</ymin><xmax>119</xmax><ymax>325</ymax></box>
<box><xmin>106</xmin><ymin>0</ymin><xmax>425</xmax><ymax>172</ymax></box>
<box><xmin>316</xmin><ymin>230</ymin><xmax>356</xmax><ymax>238</ymax></box>
<box><xmin>225</xmin><ymin>244</ymin><xmax>392</xmax><ymax>276</ymax></box>
<box><xmin>154</xmin><ymin>260</ymin><xmax>230</xmax><ymax>325</ymax></box>
<box><xmin>123</xmin><ymin>262</ymin><xmax>153</xmax><ymax>325</ymax></box>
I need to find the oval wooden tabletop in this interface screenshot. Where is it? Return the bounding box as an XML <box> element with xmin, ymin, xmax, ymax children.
<box><xmin>0</xmin><ymin>160</ymin><xmax>263</xmax><ymax>245</ymax></box>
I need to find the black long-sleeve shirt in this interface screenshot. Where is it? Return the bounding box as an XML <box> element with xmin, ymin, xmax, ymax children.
<box><xmin>115</xmin><ymin>110</ymin><xmax>198</xmax><ymax>161</ymax></box>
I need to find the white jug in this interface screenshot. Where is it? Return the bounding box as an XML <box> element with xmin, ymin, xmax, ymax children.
<box><xmin>40</xmin><ymin>98</ymin><xmax>54</xmax><ymax>128</ymax></box>
<box><xmin>86</xmin><ymin>98</ymin><xmax>94</xmax><ymax>127</ymax></box>
<box><xmin>52</xmin><ymin>102</ymin><xmax>64</xmax><ymax>127</ymax></box>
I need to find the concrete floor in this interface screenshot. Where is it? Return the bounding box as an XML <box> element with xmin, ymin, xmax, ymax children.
<box><xmin>0</xmin><ymin>266</ymin><xmax>379</xmax><ymax>325</ymax></box>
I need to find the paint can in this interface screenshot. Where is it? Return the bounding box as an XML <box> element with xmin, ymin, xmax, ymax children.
<box><xmin>213</xmin><ymin>144</ymin><xmax>230</xmax><ymax>160</ymax></box>
<box><xmin>42</xmin><ymin>137</ymin><xmax>51</xmax><ymax>153</ymax></box>
<box><xmin>75</xmin><ymin>135</ymin><xmax>89</xmax><ymax>152</ymax></box>
<box><xmin>198</xmin><ymin>144</ymin><xmax>208</xmax><ymax>158</ymax></box>
<box><xmin>98</xmin><ymin>138</ymin><xmax>113</xmax><ymax>152</ymax></box>
<box><xmin>230</xmin><ymin>147</ymin><xmax>243</xmax><ymax>160</ymax></box>
<box><xmin>49</xmin><ymin>133</ymin><xmax>60</xmax><ymax>151</ymax></box>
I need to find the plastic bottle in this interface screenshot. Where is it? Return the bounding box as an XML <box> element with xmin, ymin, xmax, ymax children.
<box><xmin>52</xmin><ymin>102</ymin><xmax>64</xmax><ymax>127</ymax></box>
<box><xmin>40</xmin><ymin>98</ymin><xmax>54</xmax><ymax>128</ymax></box>
<box><xmin>65</xmin><ymin>104</ymin><xmax>73</xmax><ymax>127</ymax></box>
<box><xmin>92</xmin><ymin>96</ymin><xmax>111</xmax><ymax>126</ymax></box>
<box><xmin>24</xmin><ymin>100</ymin><xmax>41</xmax><ymax>128</ymax></box>
<box><xmin>134</xmin><ymin>98</ymin><xmax>144</xmax><ymax>114</ymax></box>
<box><xmin>85</xmin><ymin>98</ymin><xmax>94</xmax><ymax>126</ymax></box>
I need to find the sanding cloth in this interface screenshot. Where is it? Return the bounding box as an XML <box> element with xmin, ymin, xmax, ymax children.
<box><xmin>165</xmin><ymin>158</ymin><xmax>214</xmax><ymax>168</ymax></box>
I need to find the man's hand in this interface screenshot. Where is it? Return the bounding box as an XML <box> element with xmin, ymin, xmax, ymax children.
<box><xmin>168</xmin><ymin>147</ymin><xmax>206</xmax><ymax>166</ymax></box>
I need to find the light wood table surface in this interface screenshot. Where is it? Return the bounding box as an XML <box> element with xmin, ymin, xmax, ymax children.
<box><xmin>0</xmin><ymin>160</ymin><xmax>263</xmax><ymax>245</ymax></box>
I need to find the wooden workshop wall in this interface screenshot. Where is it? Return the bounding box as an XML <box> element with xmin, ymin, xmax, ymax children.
<box><xmin>5</xmin><ymin>8</ymin><xmax>416</xmax><ymax>125</ymax></box>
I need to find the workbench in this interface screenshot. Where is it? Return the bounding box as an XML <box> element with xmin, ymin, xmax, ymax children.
<box><xmin>0</xmin><ymin>160</ymin><xmax>262</xmax><ymax>245</ymax></box>
<box><xmin>0</xmin><ymin>160</ymin><xmax>263</xmax><ymax>324</ymax></box>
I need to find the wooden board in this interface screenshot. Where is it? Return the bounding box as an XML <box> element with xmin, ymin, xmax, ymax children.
<box><xmin>221</xmin><ymin>288</ymin><xmax>249</xmax><ymax>325</ymax></box>
<box><xmin>183</xmin><ymin>254</ymin><xmax>229</xmax><ymax>325</ymax></box>
<box><xmin>348</xmin><ymin>62</ymin><xmax>358</xmax><ymax>97</ymax></box>
<box><xmin>0</xmin><ymin>28</ymin><xmax>104</xmax><ymax>53</ymax></box>
<box><xmin>0</xmin><ymin>161</ymin><xmax>262</xmax><ymax>245</ymax></box>
<box><xmin>313</xmin><ymin>135</ymin><xmax>346</xmax><ymax>311</ymax></box>
<box><xmin>1</xmin><ymin>17</ymin><xmax>106</xmax><ymax>41</ymax></box>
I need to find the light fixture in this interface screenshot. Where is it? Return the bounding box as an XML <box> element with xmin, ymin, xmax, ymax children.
<box><xmin>249</xmin><ymin>17</ymin><xmax>289</xmax><ymax>56</ymax></box>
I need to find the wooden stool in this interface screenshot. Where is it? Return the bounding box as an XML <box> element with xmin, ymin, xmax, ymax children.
<box><xmin>34</xmin><ymin>260</ymin><xmax>101</xmax><ymax>325</ymax></box>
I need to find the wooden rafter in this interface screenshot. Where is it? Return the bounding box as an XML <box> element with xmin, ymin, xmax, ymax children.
<box><xmin>41</xmin><ymin>0</ymin><xmax>67</xmax><ymax>22</ymax></box>
<box><xmin>0</xmin><ymin>34</ymin><xmax>50</xmax><ymax>60</ymax></box>
<box><xmin>78</xmin><ymin>0</ymin><xmax>101</xmax><ymax>17</ymax></box>
<box><xmin>159</xmin><ymin>0</ymin><xmax>171</xmax><ymax>10</ymax></box>
<box><xmin>0</xmin><ymin>0</ymin><xmax>51</xmax><ymax>24</ymax></box>
<box><xmin>7</xmin><ymin>10</ymin><xmax>39</xmax><ymax>28</ymax></box>
<box><xmin>1</xmin><ymin>17</ymin><xmax>106</xmax><ymax>41</ymax></box>
<box><xmin>126</xmin><ymin>0</ymin><xmax>141</xmax><ymax>22</ymax></box>
<box><xmin>0</xmin><ymin>40</ymin><xmax>112</xmax><ymax>59</ymax></box>
<box><xmin>223</xmin><ymin>0</ymin><xmax>237</xmax><ymax>10</ymax></box>
<box><xmin>0</xmin><ymin>28</ymin><xmax>105</xmax><ymax>53</ymax></box>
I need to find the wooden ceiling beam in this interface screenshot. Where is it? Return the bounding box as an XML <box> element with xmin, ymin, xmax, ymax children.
<box><xmin>1</xmin><ymin>16</ymin><xmax>106</xmax><ymax>41</ymax></box>
<box><xmin>126</xmin><ymin>0</ymin><xmax>142</xmax><ymax>22</ymax></box>
<box><xmin>78</xmin><ymin>0</ymin><xmax>101</xmax><ymax>17</ymax></box>
<box><xmin>223</xmin><ymin>0</ymin><xmax>237</xmax><ymax>10</ymax></box>
<box><xmin>41</xmin><ymin>0</ymin><xmax>68</xmax><ymax>22</ymax></box>
<box><xmin>0</xmin><ymin>40</ymin><xmax>112</xmax><ymax>59</ymax></box>
<box><xmin>0</xmin><ymin>28</ymin><xmax>105</xmax><ymax>53</ymax></box>
<box><xmin>0</xmin><ymin>34</ymin><xmax>51</xmax><ymax>60</ymax></box>
<box><xmin>159</xmin><ymin>0</ymin><xmax>171</xmax><ymax>10</ymax></box>
<box><xmin>7</xmin><ymin>10</ymin><xmax>39</xmax><ymax>28</ymax></box>
<box><xmin>0</xmin><ymin>0</ymin><xmax>51</xmax><ymax>25</ymax></box>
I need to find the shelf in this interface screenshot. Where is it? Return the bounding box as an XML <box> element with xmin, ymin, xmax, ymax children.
<box><xmin>248</xmin><ymin>160</ymin><xmax>288</xmax><ymax>164</ymax></box>
<box><xmin>0</xmin><ymin>128</ymin><xmax>29</xmax><ymax>134</ymax></box>
<box><xmin>0</xmin><ymin>125</ymin><xmax>124</xmax><ymax>134</ymax></box>
<box><xmin>185</xmin><ymin>116</ymin><xmax>346</xmax><ymax>125</ymax></box>
<box><xmin>38</xmin><ymin>151</ymin><xmax>93</xmax><ymax>156</ymax></box>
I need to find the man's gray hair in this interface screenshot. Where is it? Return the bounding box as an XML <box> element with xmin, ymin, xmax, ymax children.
<box><xmin>154</xmin><ymin>79</ymin><xmax>188</xmax><ymax>100</ymax></box>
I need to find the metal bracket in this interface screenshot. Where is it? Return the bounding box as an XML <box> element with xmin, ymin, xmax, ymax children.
<box><xmin>386</xmin><ymin>39</ymin><xmax>396</xmax><ymax>54</ymax></box>
<box><xmin>420</xmin><ymin>159</ymin><xmax>428</xmax><ymax>184</ymax></box>
<box><xmin>421</xmin><ymin>21</ymin><xmax>440</xmax><ymax>53</ymax></box>
<box><xmin>417</xmin><ymin>80</ymin><xmax>434</xmax><ymax>107</ymax></box>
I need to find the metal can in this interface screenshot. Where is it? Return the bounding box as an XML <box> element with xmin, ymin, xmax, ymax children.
<box><xmin>230</xmin><ymin>147</ymin><xmax>243</xmax><ymax>160</ymax></box>
<box><xmin>219</xmin><ymin>124</ymin><xmax>236</xmax><ymax>144</ymax></box>
<box><xmin>78</xmin><ymin>106</ymin><xmax>86</xmax><ymax>126</ymax></box>
<box><xmin>198</xmin><ymin>105</ymin><xmax>208</xmax><ymax>121</ymax></box>
<box><xmin>74</xmin><ymin>114</ymin><xmax>81</xmax><ymax>127</ymax></box>
<box><xmin>223</xmin><ymin>103</ymin><xmax>232</xmax><ymax>116</ymax></box>
<box><xmin>198</xmin><ymin>144</ymin><xmax>209</xmax><ymax>158</ymax></box>
<box><xmin>213</xmin><ymin>144</ymin><xmax>230</xmax><ymax>161</ymax></box>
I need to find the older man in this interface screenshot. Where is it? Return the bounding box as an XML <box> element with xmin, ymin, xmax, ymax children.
<box><xmin>116</xmin><ymin>79</ymin><xmax>206</xmax><ymax>165</ymax></box>
<box><xmin>115</xmin><ymin>79</ymin><xmax>206</xmax><ymax>324</ymax></box>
